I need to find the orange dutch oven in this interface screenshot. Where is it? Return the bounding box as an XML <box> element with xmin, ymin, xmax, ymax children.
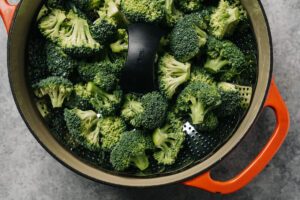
<box><xmin>0</xmin><ymin>0</ymin><xmax>290</xmax><ymax>194</ymax></box>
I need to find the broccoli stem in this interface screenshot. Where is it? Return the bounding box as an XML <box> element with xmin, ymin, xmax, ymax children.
<box><xmin>204</xmin><ymin>56</ymin><xmax>229</xmax><ymax>74</ymax></box>
<box><xmin>153</xmin><ymin>125</ymin><xmax>171</xmax><ymax>147</ymax></box>
<box><xmin>110</xmin><ymin>40</ymin><xmax>128</xmax><ymax>53</ymax></box>
<box><xmin>189</xmin><ymin>97</ymin><xmax>205</xmax><ymax>124</ymax></box>
<box><xmin>195</xmin><ymin>26</ymin><xmax>207</xmax><ymax>47</ymax></box>
<box><xmin>131</xmin><ymin>153</ymin><xmax>149</xmax><ymax>171</ymax></box>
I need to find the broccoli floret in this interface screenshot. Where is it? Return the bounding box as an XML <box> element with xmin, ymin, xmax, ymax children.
<box><xmin>164</xmin><ymin>0</ymin><xmax>184</xmax><ymax>27</ymax></box>
<box><xmin>121</xmin><ymin>92</ymin><xmax>168</xmax><ymax>130</ymax></box>
<box><xmin>193</xmin><ymin>112</ymin><xmax>219</xmax><ymax>132</ymax></box>
<box><xmin>58</xmin><ymin>10</ymin><xmax>103</xmax><ymax>57</ymax></box>
<box><xmin>175</xmin><ymin>82</ymin><xmax>221</xmax><ymax>125</ymax></box>
<box><xmin>46</xmin><ymin>42</ymin><xmax>78</xmax><ymax>78</ymax></box>
<box><xmin>158</xmin><ymin>54</ymin><xmax>191</xmax><ymax>99</ymax></box>
<box><xmin>152</xmin><ymin>115</ymin><xmax>185</xmax><ymax>165</ymax></box>
<box><xmin>35</xmin><ymin>98</ymin><xmax>51</xmax><ymax>121</ymax></box>
<box><xmin>48</xmin><ymin>108</ymin><xmax>69</xmax><ymax>140</ymax></box>
<box><xmin>214</xmin><ymin>82</ymin><xmax>242</xmax><ymax>117</ymax></box>
<box><xmin>99</xmin><ymin>116</ymin><xmax>126</xmax><ymax>151</ymax></box>
<box><xmin>34</xmin><ymin>77</ymin><xmax>73</xmax><ymax>108</ymax></box>
<box><xmin>37</xmin><ymin>5</ymin><xmax>49</xmax><ymax>22</ymax></box>
<box><xmin>72</xmin><ymin>0</ymin><xmax>102</xmax><ymax>12</ymax></box>
<box><xmin>210</xmin><ymin>0</ymin><xmax>241</xmax><ymax>39</ymax></box>
<box><xmin>110</xmin><ymin>29</ymin><xmax>128</xmax><ymax>53</ymax></box>
<box><xmin>204</xmin><ymin>37</ymin><xmax>245</xmax><ymax>81</ymax></box>
<box><xmin>175</xmin><ymin>0</ymin><xmax>203</xmax><ymax>13</ymax></box>
<box><xmin>87</xmin><ymin>82</ymin><xmax>123</xmax><ymax>116</ymax></box>
<box><xmin>90</xmin><ymin>1</ymin><xmax>122</xmax><ymax>43</ymax></box>
<box><xmin>38</xmin><ymin>9</ymin><xmax>67</xmax><ymax>43</ymax></box>
<box><xmin>110</xmin><ymin>130</ymin><xmax>154</xmax><ymax>171</ymax></box>
<box><xmin>46</xmin><ymin>0</ymin><xmax>65</xmax><ymax>9</ymax></box>
<box><xmin>65</xmin><ymin>83</ymin><xmax>93</xmax><ymax>110</ymax></box>
<box><xmin>170</xmin><ymin>12</ymin><xmax>208</xmax><ymax>62</ymax></box>
<box><xmin>27</xmin><ymin>30</ymin><xmax>48</xmax><ymax>86</ymax></box>
<box><xmin>189</xmin><ymin>68</ymin><xmax>216</xmax><ymax>86</ymax></box>
<box><xmin>77</xmin><ymin>53</ymin><xmax>123</xmax><ymax>82</ymax></box>
<box><xmin>64</xmin><ymin>108</ymin><xmax>101</xmax><ymax>151</ymax></box>
<box><xmin>217</xmin><ymin>82</ymin><xmax>252</xmax><ymax>110</ymax></box>
<box><xmin>121</xmin><ymin>0</ymin><xmax>165</xmax><ymax>24</ymax></box>
<box><xmin>94</xmin><ymin>69</ymin><xmax>119</xmax><ymax>92</ymax></box>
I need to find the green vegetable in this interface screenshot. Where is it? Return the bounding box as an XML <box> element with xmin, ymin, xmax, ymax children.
<box><xmin>121</xmin><ymin>92</ymin><xmax>168</xmax><ymax>130</ymax></box>
<box><xmin>175</xmin><ymin>82</ymin><xmax>221</xmax><ymax>125</ymax></box>
<box><xmin>193</xmin><ymin>112</ymin><xmax>219</xmax><ymax>132</ymax></box>
<box><xmin>210</xmin><ymin>0</ymin><xmax>241</xmax><ymax>39</ymax></box>
<box><xmin>64</xmin><ymin>108</ymin><xmax>101</xmax><ymax>151</ymax></box>
<box><xmin>189</xmin><ymin>68</ymin><xmax>216</xmax><ymax>86</ymax></box>
<box><xmin>46</xmin><ymin>0</ymin><xmax>65</xmax><ymax>9</ymax></box>
<box><xmin>121</xmin><ymin>0</ymin><xmax>165</xmax><ymax>24</ymax></box>
<box><xmin>204</xmin><ymin>37</ymin><xmax>245</xmax><ymax>81</ymax></box>
<box><xmin>175</xmin><ymin>0</ymin><xmax>203</xmax><ymax>13</ymax></box>
<box><xmin>110</xmin><ymin>130</ymin><xmax>155</xmax><ymax>171</ymax></box>
<box><xmin>170</xmin><ymin>12</ymin><xmax>208</xmax><ymax>62</ymax></box>
<box><xmin>65</xmin><ymin>83</ymin><xmax>93</xmax><ymax>110</ymax></box>
<box><xmin>164</xmin><ymin>0</ymin><xmax>184</xmax><ymax>27</ymax></box>
<box><xmin>34</xmin><ymin>76</ymin><xmax>73</xmax><ymax>108</ymax></box>
<box><xmin>110</xmin><ymin>29</ymin><xmax>128</xmax><ymax>53</ymax></box>
<box><xmin>158</xmin><ymin>53</ymin><xmax>191</xmax><ymax>99</ymax></box>
<box><xmin>87</xmin><ymin>82</ymin><xmax>123</xmax><ymax>116</ymax></box>
<box><xmin>152</xmin><ymin>113</ymin><xmax>185</xmax><ymax>165</ymax></box>
<box><xmin>46</xmin><ymin>42</ymin><xmax>78</xmax><ymax>78</ymax></box>
<box><xmin>99</xmin><ymin>116</ymin><xmax>127</xmax><ymax>151</ymax></box>
<box><xmin>72</xmin><ymin>0</ymin><xmax>103</xmax><ymax>12</ymax></box>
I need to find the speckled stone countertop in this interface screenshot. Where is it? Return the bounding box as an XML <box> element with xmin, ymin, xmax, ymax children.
<box><xmin>0</xmin><ymin>0</ymin><xmax>299</xmax><ymax>199</ymax></box>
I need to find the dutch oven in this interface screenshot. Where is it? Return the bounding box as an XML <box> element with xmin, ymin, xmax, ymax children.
<box><xmin>0</xmin><ymin>0</ymin><xmax>290</xmax><ymax>194</ymax></box>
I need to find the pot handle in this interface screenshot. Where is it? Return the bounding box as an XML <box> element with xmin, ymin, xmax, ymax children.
<box><xmin>183</xmin><ymin>78</ymin><xmax>290</xmax><ymax>194</ymax></box>
<box><xmin>0</xmin><ymin>0</ymin><xmax>17</xmax><ymax>33</ymax></box>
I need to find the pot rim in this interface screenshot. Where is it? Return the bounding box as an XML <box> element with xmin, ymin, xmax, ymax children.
<box><xmin>7</xmin><ymin>0</ymin><xmax>273</xmax><ymax>187</ymax></box>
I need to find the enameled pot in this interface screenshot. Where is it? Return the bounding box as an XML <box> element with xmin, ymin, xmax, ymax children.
<box><xmin>0</xmin><ymin>0</ymin><xmax>290</xmax><ymax>194</ymax></box>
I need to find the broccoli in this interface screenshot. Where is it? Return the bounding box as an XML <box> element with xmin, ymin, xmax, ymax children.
<box><xmin>34</xmin><ymin>77</ymin><xmax>73</xmax><ymax>108</ymax></box>
<box><xmin>90</xmin><ymin>1</ymin><xmax>121</xmax><ymax>44</ymax></box>
<box><xmin>193</xmin><ymin>112</ymin><xmax>219</xmax><ymax>132</ymax></box>
<box><xmin>152</xmin><ymin>114</ymin><xmax>185</xmax><ymax>165</ymax></box>
<box><xmin>64</xmin><ymin>108</ymin><xmax>101</xmax><ymax>151</ymax></box>
<box><xmin>230</xmin><ymin>24</ymin><xmax>258</xmax><ymax>86</ymax></box>
<box><xmin>27</xmin><ymin>29</ymin><xmax>48</xmax><ymax>86</ymax></box>
<box><xmin>35</xmin><ymin>98</ymin><xmax>51</xmax><ymax>121</ymax></box>
<box><xmin>210</xmin><ymin>0</ymin><xmax>241</xmax><ymax>39</ymax></box>
<box><xmin>65</xmin><ymin>83</ymin><xmax>93</xmax><ymax>110</ymax></box>
<box><xmin>164</xmin><ymin>0</ymin><xmax>184</xmax><ymax>27</ymax></box>
<box><xmin>175</xmin><ymin>82</ymin><xmax>221</xmax><ymax>125</ymax></box>
<box><xmin>58</xmin><ymin>9</ymin><xmax>103</xmax><ymax>57</ymax></box>
<box><xmin>158</xmin><ymin>54</ymin><xmax>191</xmax><ymax>99</ymax></box>
<box><xmin>46</xmin><ymin>0</ymin><xmax>65</xmax><ymax>9</ymax></box>
<box><xmin>48</xmin><ymin>108</ymin><xmax>69</xmax><ymax>140</ymax></box>
<box><xmin>204</xmin><ymin>37</ymin><xmax>245</xmax><ymax>81</ymax></box>
<box><xmin>175</xmin><ymin>0</ymin><xmax>203</xmax><ymax>13</ymax></box>
<box><xmin>217</xmin><ymin>82</ymin><xmax>252</xmax><ymax>110</ymax></box>
<box><xmin>36</xmin><ymin>5</ymin><xmax>49</xmax><ymax>22</ymax></box>
<box><xmin>110</xmin><ymin>130</ymin><xmax>154</xmax><ymax>171</ymax></box>
<box><xmin>38</xmin><ymin>9</ymin><xmax>67</xmax><ymax>43</ymax></box>
<box><xmin>99</xmin><ymin>116</ymin><xmax>127</xmax><ymax>151</ymax></box>
<box><xmin>110</xmin><ymin>29</ymin><xmax>128</xmax><ymax>53</ymax></box>
<box><xmin>121</xmin><ymin>92</ymin><xmax>168</xmax><ymax>130</ymax></box>
<box><xmin>121</xmin><ymin>0</ymin><xmax>165</xmax><ymax>24</ymax></box>
<box><xmin>77</xmin><ymin>53</ymin><xmax>123</xmax><ymax>82</ymax></box>
<box><xmin>189</xmin><ymin>68</ymin><xmax>216</xmax><ymax>86</ymax></box>
<box><xmin>170</xmin><ymin>12</ymin><xmax>208</xmax><ymax>62</ymax></box>
<box><xmin>94</xmin><ymin>69</ymin><xmax>119</xmax><ymax>92</ymax></box>
<box><xmin>72</xmin><ymin>0</ymin><xmax>102</xmax><ymax>12</ymax></box>
<box><xmin>46</xmin><ymin>42</ymin><xmax>78</xmax><ymax>78</ymax></box>
<box><xmin>86</xmin><ymin>82</ymin><xmax>123</xmax><ymax>116</ymax></box>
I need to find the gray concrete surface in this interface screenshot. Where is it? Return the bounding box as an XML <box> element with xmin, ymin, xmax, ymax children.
<box><xmin>0</xmin><ymin>0</ymin><xmax>299</xmax><ymax>199</ymax></box>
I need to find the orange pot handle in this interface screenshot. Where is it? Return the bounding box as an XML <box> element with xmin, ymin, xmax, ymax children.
<box><xmin>183</xmin><ymin>78</ymin><xmax>290</xmax><ymax>194</ymax></box>
<box><xmin>0</xmin><ymin>0</ymin><xmax>17</xmax><ymax>33</ymax></box>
